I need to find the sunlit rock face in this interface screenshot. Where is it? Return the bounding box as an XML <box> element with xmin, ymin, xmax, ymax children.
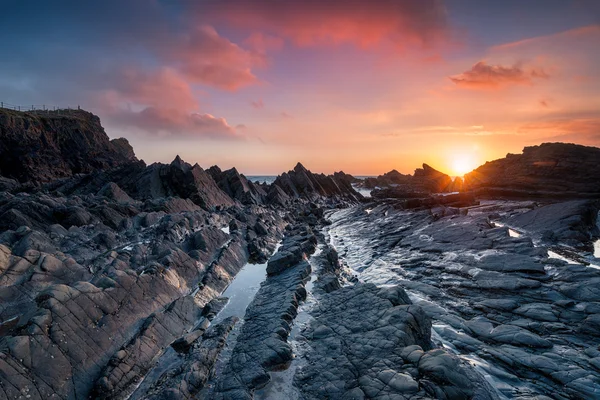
<box><xmin>464</xmin><ymin>142</ymin><xmax>600</xmax><ymax>197</ymax></box>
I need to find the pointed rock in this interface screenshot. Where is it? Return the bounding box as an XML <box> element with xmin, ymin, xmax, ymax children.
<box><xmin>97</xmin><ymin>182</ymin><xmax>135</xmax><ymax>203</ymax></box>
<box><xmin>273</xmin><ymin>163</ymin><xmax>362</xmax><ymax>202</ymax></box>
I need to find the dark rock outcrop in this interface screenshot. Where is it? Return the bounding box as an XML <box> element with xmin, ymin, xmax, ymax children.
<box><xmin>0</xmin><ymin>183</ymin><xmax>285</xmax><ymax>399</ymax></box>
<box><xmin>49</xmin><ymin>156</ymin><xmax>235</xmax><ymax>211</ymax></box>
<box><xmin>0</xmin><ymin>108</ymin><xmax>136</xmax><ymax>183</ymax></box>
<box><xmin>273</xmin><ymin>163</ymin><xmax>363</xmax><ymax>202</ymax></box>
<box><xmin>128</xmin><ymin>156</ymin><xmax>235</xmax><ymax>210</ymax></box>
<box><xmin>464</xmin><ymin>143</ymin><xmax>600</xmax><ymax>197</ymax></box>
<box><xmin>363</xmin><ymin>164</ymin><xmax>455</xmax><ymax>194</ymax></box>
<box><xmin>414</xmin><ymin>163</ymin><xmax>454</xmax><ymax>193</ymax></box>
<box><xmin>363</xmin><ymin>169</ymin><xmax>412</xmax><ymax>188</ymax></box>
<box><xmin>207</xmin><ymin>166</ymin><xmax>267</xmax><ymax>205</ymax></box>
<box><xmin>266</xmin><ymin>225</ymin><xmax>317</xmax><ymax>276</ymax></box>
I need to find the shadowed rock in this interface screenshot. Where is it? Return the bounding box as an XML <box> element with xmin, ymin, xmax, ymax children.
<box><xmin>207</xmin><ymin>166</ymin><xmax>267</xmax><ymax>205</ymax></box>
<box><xmin>363</xmin><ymin>164</ymin><xmax>455</xmax><ymax>193</ymax></box>
<box><xmin>464</xmin><ymin>143</ymin><xmax>600</xmax><ymax>198</ymax></box>
<box><xmin>273</xmin><ymin>163</ymin><xmax>363</xmax><ymax>202</ymax></box>
<box><xmin>0</xmin><ymin>108</ymin><xmax>136</xmax><ymax>183</ymax></box>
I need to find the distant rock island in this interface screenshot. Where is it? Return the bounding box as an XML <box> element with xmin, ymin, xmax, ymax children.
<box><xmin>0</xmin><ymin>108</ymin><xmax>599</xmax><ymax>399</ymax></box>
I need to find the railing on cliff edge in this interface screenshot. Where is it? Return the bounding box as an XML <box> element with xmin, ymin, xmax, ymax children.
<box><xmin>0</xmin><ymin>101</ymin><xmax>83</xmax><ymax>116</ymax></box>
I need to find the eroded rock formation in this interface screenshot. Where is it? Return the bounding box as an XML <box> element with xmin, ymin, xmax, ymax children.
<box><xmin>0</xmin><ymin>109</ymin><xmax>136</xmax><ymax>183</ymax></box>
<box><xmin>464</xmin><ymin>142</ymin><xmax>600</xmax><ymax>198</ymax></box>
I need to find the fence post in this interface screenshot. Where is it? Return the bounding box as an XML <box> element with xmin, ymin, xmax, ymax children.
<box><xmin>1</xmin><ymin>102</ymin><xmax>3</xmax><ymax>108</ymax></box>
<box><xmin>78</xmin><ymin>105</ymin><xmax>80</xmax><ymax>110</ymax></box>
<box><xmin>18</xmin><ymin>106</ymin><xmax>20</xmax><ymax>111</ymax></box>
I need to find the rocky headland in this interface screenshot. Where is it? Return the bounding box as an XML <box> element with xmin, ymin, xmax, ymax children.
<box><xmin>463</xmin><ymin>143</ymin><xmax>600</xmax><ymax>199</ymax></box>
<box><xmin>0</xmin><ymin>108</ymin><xmax>599</xmax><ymax>400</ymax></box>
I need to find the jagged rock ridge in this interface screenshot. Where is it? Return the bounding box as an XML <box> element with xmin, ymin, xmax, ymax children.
<box><xmin>273</xmin><ymin>162</ymin><xmax>363</xmax><ymax>202</ymax></box>
<box><xmin>364</xmin><ymin>163</ymin><xmax>461</xmax><ymax>193</ymax></box>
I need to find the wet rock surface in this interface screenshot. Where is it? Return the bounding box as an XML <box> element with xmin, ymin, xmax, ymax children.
<box><xmin>210</xmin><ymin>226</ymin><xmax>317</xmax><ymax>399</ymax></box>
<box><xmin>142</xmin><ymin>317</ymin><xmax>237</xmax><ymax>400</ymax></box>
<box><xmin>294</xmin><ymin>283</ymin><xmax>496</xmax><ymax>399</ymax></box>
<box><xmin>0</xmin><ymin>176</ymin><xmax>287</xmax><ymax>399</ymax></box>
<box><xmin>326</xmin><ymin>199</ymin><xmax>600</xmax><ymax>399</ymax></box>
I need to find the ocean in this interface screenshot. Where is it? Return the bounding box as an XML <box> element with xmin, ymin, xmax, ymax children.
<box><xmin>246</xmin><ymin>175</ymin><xmax>374</xmax><ymax>185</ymax></box>
<box><xmin>246</xmin><ymin>176</ymin><xmax>277</xmax><ymax>185</ymax></box>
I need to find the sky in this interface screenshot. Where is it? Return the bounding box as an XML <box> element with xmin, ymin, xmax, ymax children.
<box><xmin>1</xmin><ymin>0</ymin><xmax>599</xmax><ymax>176</ymax></box>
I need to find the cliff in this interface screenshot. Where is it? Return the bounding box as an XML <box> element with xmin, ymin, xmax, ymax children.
<box><xmin>464</xmin><ymin>143</ymin><xmax>600</xmax><ymax>197</ymax></box>
<box><xmin>0</xmin><ymin>108</ymin><xmax>136</xmax><ymax>183</ymax></box>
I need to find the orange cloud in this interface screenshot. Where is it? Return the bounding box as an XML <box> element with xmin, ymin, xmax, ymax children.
<box><xmin>450</xmin><ymin>61</ymin><xmax>549</xmax><ymax>89</ymax></box>
<box><xmin>200</xmin><ymin>0</ymin><xmax>450</xmax><ymax>49</ymax></box>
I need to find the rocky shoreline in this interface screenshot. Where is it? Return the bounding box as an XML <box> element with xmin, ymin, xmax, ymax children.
<box><xmin>1</xmin><ymin>108</ymin><xmax>600</xmax><ymax>399</ymax></box>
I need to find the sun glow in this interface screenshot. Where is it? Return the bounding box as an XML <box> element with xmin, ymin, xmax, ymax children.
<box><xmin>450</xmin><ymin>155</ymin><xmax>477</xmax><ymax>176</ymax></box>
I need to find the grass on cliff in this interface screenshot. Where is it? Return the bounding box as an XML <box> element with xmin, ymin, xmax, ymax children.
<box><xmin>0</xmin><ymin>107</ymin><xmax>92</xmax><ymax>122</ymax></box>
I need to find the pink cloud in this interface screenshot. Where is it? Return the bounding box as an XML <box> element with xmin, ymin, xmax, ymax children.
<box><xmin>112</xmin><ymin>107</ymin><xmax>239</xmax><ymax>139</ymax></box>
<box><xmin>200</xmin><ymin>0</ymin><xmax>450</xmax><ymax>49</ymax></box>
<box><xmin>244</xmin><ymin>32</ymin><xmax>284</xmax><ymax>53</ymax></box>
<box><xmin>107</xmin><ymin>67</ymin><xmax>198</xmax><ymax>110</ymax></box>
<box><xmin>94</xmin><ymin>67</ymin><xmax>241</xmax><ymax>139</ymax></box>
<box><xmin>450</xmin><ymin>61</ymin><xmax>549</xmax><ymax>89</ymax></box>
<box><xmin>90</xmin><ymin>26</ymin><xmax>260</xmax><ymax>137</ymax></box>
<box><xmin>161</xmin><ymin>25</ymin><xmax>261</xmax><ymax>91</ymax></box>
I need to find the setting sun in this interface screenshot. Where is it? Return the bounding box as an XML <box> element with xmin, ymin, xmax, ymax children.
<box><xmin>450</xmin><ymin>155</ymin><xmax>477</xmax><ymax>176</ymax></box>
